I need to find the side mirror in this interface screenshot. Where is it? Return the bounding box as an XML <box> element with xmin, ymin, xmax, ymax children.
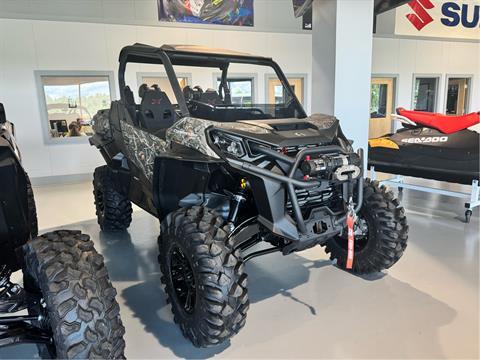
<box><xmin>0</xmin><ymin>103</ymin><xmax>6</xmax><ymax>124</ymax></box>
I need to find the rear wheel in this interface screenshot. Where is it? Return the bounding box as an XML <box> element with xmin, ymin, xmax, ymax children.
<box><xmin>324</xmin><ymin>179</ymin><xmax>408</xmax><ymax>274</ymax></box>
<box><xmin>158</xmin><ymin>206</ymin><xmax>249</xmax><ymax>347</ymax></box>
<box><xmin>93</xmin><ymin>166</ymin><xmax>132</xmax><ymax>231</ymax></box>
<box><xmin>23</xmin><ymin>230</ymin><xmax>125</xmax><ymax>359</ymax></box>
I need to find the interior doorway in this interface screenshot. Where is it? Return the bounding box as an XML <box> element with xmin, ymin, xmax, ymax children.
<box><xmin>267</xmin><ymin>77</ymin><xmax>304</xmax><ymax>106</ymax></box>
<box><xmin>369</xmin><ymin>77</ymin><xmax>395</xmax><ymax>139</ymax></box>
<box><xmin>445</xmin><ymin>77</ymin><xmax>471</xmax><ymax>115</ymax></box>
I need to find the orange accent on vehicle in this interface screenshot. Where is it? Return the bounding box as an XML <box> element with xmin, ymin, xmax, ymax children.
<box><xmin>368</xmin><ymin>138</ymin><xmax>399</xmax><ymax>150</ymax></box>
<box><xmin>346</xmin><ymin>214</ymin><xmax>354</xmax><ymax>270</ymax></box>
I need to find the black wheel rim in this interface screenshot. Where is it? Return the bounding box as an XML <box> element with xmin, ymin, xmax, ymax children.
<box><xmin>170</xmin><ymin>246</ymin><xmax>196</xmax><ymax>314</ymax></box>
<box><xmin>334</xmin><ymin>214</ymin><xmax>371</xmax><ymax>253</ymax></box>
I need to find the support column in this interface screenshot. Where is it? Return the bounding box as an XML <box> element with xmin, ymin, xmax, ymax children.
<box><xmin>312</xmin><ymin>0</ymin><xmax>374</xmax><ymax>157</ymax></box>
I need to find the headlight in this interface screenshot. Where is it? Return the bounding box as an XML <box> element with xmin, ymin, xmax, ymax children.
<box><xmin>210</xmin><ymin>130</ymin><xmax>246</xmax><ymax>158</ymax></box>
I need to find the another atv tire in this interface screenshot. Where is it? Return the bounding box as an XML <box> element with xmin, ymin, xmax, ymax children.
<box><xmin>93</xmin><ymin>166</ymin><xmax>132</xmax><ymax>231</ymax></box>
<box><xmin>23</xmin><ymin>230</ymin><xmax>125</xmax><ymax>359</ymax></box>
<box><xmin>26</xmin><ymin>175</ymin><xmax>38</xmax><ymax>238</ymax></box>
<box><xmin>325</xmin><ymin>179</ymin><xmax>408</xmax><ymax>274</ymax></box>
<box><xmin>158</xmin><ymin>206</ymin><xmax>249</xmax><ymax>347</ymax></box>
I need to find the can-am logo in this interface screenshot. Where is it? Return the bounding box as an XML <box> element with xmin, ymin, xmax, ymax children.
<box><xmin>406</xmin><ymin>0</ymin><xmax>480</xmax><ymax>31</ymax></box>
<box><xmin>401</xmin><ymin>136</ymin><xmax>448</xmax><ymax>143</ymax></box>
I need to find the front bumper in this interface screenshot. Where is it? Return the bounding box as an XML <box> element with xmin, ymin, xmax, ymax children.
<box><xmin>227</xmin><ymin>145</ymin><xmax>364</xmax><ymax>252</ymax></box>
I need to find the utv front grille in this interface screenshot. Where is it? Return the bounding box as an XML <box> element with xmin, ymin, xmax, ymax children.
<box><xmin>286</xmin><ymin>186</ymin><xmax>335</xmax><ymax>217</ymax></box>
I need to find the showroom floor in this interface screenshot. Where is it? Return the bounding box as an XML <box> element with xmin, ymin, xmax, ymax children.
<box><xmin>1</xmin><ymin>179</ymin><xmax>478</xmax><ymax>359</ymax></box>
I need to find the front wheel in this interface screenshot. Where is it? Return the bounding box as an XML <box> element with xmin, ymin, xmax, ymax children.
<box><xmin>158</xmin><ymin>206</ymin><xmax>249</xmax><ymax>347</ymax></box>
<box><xmin>23</xmin><ymin>230</ymin><xmax>126</xmax><ymax>359</ymax></box>
<box><xmin>324</xmin><ymin>179</ymin><xmax>408</xmax><ymax>274</ymax></box>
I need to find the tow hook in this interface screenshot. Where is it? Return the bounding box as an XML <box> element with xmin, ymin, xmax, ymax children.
<box><xmin>346</xmin><ymin>196</ymin><xmax>357</xmax><ymax>270</ymax></box>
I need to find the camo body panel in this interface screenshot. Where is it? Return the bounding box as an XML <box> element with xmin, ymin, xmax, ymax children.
<box><xmin>92</xmin><ymin>109</ymin><xmax>112</xmax><ymax>140</ymax></box>
<box><xmin>120</xmin><ymin>120</ymin><xmax>168</xmax><ymax>180</ymax></box>
<box><xmin>166</xmin><ymin>117</ymin><xmax>220</xmax><ymax>159</ymax></box>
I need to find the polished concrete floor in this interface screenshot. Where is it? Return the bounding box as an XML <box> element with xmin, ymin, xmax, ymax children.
<box><xmin>1</xmin><ymin>179</ymin><xmax>478</xmax><ymax>359</ymax></box>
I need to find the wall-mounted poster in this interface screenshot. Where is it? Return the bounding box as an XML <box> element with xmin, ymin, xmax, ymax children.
<box><xmin>292</xmin><ymin>0</ymin><xmax>312</xmax><ymax>30</ymax></box>
<box><xmin>157</xmin><ymin>0</ymin><xmax>254</xmax><ymax>27</ymax></box>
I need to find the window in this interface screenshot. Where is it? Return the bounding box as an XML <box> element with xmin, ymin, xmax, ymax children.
<box><xmin>370</xmin><ymin>83</ymin><xmax>388</xmax><ymax>118</ymax></box>
<box><xmin>412</xmin><ymin>77</ymin><xmax>439</xmax><ymax>112</ymax></box>
<box><xmin>39</xmin><ymin>74</ymin><xmax>113</xmax><ymax>139</ymax></box>
<box><xmin>139</xmin><ymin>74</ymin><xmax>190</xmax><ymax>104</ymax></box>
<box><xmin>216</xmin><ymin>78</ymin><xmax>254</xmax><ymax>105</ymax></box>
<box><xmin>445</xmin><ymin>77</ymin><xmax>471</xmax><ymax>115</ymax></box>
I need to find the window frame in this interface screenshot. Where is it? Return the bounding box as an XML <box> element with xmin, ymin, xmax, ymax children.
<box><xmin>411</xmin><ymin>74</ymin><xmax>441</xmax><ymax>113</ymax></box>
<box><xmin>265</xmin><ymin>73</ymin><xmax>308</xmax><ymax>110</ymax></box>
<box><xmin>212</xmin><ymin>73</ymin><xmax>257</xmax><ymax>105</ymax></box>
<box><xmin>35</xmin><ymin>70</ymin><xmax>116</xmax><ymax>145</ymax></box>
<box><xmin>443</xmin><ymin>74</ymin><xmax>473</xmax><ymax>115</ymax></box>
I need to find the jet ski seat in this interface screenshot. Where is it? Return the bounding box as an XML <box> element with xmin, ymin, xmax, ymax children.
<box><xmin>397</xmin><ymin>108</ymin><xmax>480</xmax><ymax>134</ymax></box>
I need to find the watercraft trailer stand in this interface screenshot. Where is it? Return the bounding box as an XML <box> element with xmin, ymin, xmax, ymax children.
<box><xmin>370</xmin><ymin>167</ymin><xmax>479</xmax><ymax>223</ymax></box>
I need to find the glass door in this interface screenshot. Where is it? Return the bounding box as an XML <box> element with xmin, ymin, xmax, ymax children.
<box><xmin>369</xmin><ymin>77</ymin><xmax>395</xmax><ymax>139</ymax></box>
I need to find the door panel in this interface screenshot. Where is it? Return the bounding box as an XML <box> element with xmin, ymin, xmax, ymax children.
<box><xmin>369</xmin><ymin>77</ymin><xmax>394</xmax><ymax>139</ymax></box>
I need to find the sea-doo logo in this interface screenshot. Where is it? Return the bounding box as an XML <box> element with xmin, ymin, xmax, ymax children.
<box><xmin>401</xmin><ymin>136</ymin><xmax>448</xmax><ymax>144</ymax></box>
<box><xmin>406</xmin><ymin>0</ymin><xmax>435</xmax><ymax>30</ymax></box>
<box><xmin>405</xmin><ymin>0</ymin><xmax>480</xmax><ymax>31</ymax></box>
<box><xmin>294</xmin><ymin>132</ymin><xmax>306</xmax><ymax>137</ymax></box>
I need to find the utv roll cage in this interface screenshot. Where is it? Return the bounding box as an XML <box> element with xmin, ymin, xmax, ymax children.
<box><xmin>117</xmin><ymin>43</ymin><xmax>307</xmax><ymax>119</ymax></box>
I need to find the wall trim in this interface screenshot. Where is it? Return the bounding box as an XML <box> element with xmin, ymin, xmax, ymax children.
<box><xmin>31</xmin><ymin>173</ymin><xmax>92</xmax><ymax>186</ymax></box>
<box><xmin>373</xmin><ymin>33</ymin><xmax>480</xmax><ymax>44</ymax></box>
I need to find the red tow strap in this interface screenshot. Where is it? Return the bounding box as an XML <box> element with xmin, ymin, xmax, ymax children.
<box><xmin>346</xmin><ymin>213</ymin><xmax>355</xmax><ymax>269</ymax></box>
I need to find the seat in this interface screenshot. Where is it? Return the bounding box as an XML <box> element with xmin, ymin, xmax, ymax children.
<box><xmin>200</xmin><ymin>88</ymin><xmax>222</xmax><ymax>105</ymax></box>
<box><xmin>397</xmin><ymin>108</ymin><xmax>480</xmax><ymax>134</ymax></box>
<box><xmin>123</xmin><ymin>86</ymin><xmax>139</xmax><ymax>125</ymax></box>
<box><xmin>138</xmin><ymin>84</ymin><xmax>175</xmax><ymax>134</ymax></box>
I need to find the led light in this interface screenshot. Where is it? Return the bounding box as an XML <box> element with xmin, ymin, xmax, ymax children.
<box><xmin>211</xmin><ymin>131</ymin><xmax>246</xmax><ymax>158</ymax></box>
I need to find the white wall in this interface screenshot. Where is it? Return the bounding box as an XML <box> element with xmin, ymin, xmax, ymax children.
<box><xmin>372</xmin><ymin>37</ymin><xmax>480</xmax><ymax>113</ymax></box>
<box><xmin>0</xmin><ymin>18</ymin><xmax>312</xmax><ymax>178</ymax></box>
<box><xmin>0</xmin><ymin>17</ymin><xmax>478</xmax><ymax>179</ymax></box>
<box><xmin>0</xmin><ymin>0</ymin><xmax>307</xmax><ymax>34</ymax></box>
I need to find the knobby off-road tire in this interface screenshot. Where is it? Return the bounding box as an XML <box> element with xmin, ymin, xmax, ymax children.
<box><xmin>158</xmin><ymin>206</ymin><xmax>249</xmax><ymax>347</ymax></box>
<box><xmin>26</xmin><ymin>174</ymin><xmax>38</xmax><ymax>238</ymax></box>
<box><xmin>93</xmin><ymin>166</ymin><xmax>132</xmax><ymax>231</ymax></box>
<box><xmin>325</xmin><ymin>179</ymin><xmax>408</xmax><ymax>274</ymax></box>
<box><xmin>23</xmin><ymin>230</ymin><xmax>125</xmax><ymax>359</ymax></box>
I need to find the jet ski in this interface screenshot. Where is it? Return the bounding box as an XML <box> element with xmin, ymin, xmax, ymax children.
<box><xmin>368</xmin><ymin>108</ymin><xmax>480</xmax><ymax>185</ymax></box>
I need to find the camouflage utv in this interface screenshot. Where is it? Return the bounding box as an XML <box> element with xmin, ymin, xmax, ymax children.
<box><xmin>90</xmin><ymin>43</ymin><xmax>409</xmax><ymax>347</ymax></box>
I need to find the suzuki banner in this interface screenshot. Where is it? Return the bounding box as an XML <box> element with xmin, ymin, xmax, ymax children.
<box><xmin>395</xmin><ymin>0</ymin><xmax>480</xmax><ymax>40</ymax></box>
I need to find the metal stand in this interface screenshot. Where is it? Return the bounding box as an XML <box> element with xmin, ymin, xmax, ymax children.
<box><xmin>370</xmin><ymin>167</ymin><xmax>479</xmax><ymax>223</ymax></box>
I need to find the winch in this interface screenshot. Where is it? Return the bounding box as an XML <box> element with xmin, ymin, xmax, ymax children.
<box><xmin>300</xmin><ymin>153</ymin><xmax>361</xmax><ymax>181</ymax></box>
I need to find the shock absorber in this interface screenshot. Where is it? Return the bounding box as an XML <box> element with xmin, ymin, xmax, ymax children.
<box><xmin>227</xmin><ymin>178</ymin><xmax>248</xmax><ymax>226</ymax></box>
